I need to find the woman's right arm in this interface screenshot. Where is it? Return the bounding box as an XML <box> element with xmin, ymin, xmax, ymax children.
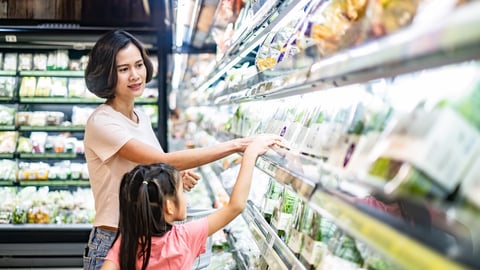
<box><xmin>117</xmin><ymin>136</ymin><xmax>256</xmax><ymax>171</ymax></box>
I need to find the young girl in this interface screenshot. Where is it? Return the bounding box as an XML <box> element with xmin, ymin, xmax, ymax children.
<box><xmin>100</xmin><ymin>134</ymin><xmax>282</xmax><ymax>270</ymax></box>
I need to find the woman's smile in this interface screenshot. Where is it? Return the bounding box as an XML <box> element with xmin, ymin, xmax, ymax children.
<box><xmin>129</xmin><ymin>83</ymin><xmax>143</xmax><ymax>91</ymax></box>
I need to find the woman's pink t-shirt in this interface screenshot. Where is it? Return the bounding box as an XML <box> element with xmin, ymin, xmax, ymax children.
<box><xmin>105</xmin><ymin>217</ymin><xmax>208</xmax><ymax>270</ymax></box>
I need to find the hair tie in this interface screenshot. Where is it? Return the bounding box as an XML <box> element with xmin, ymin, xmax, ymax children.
<box><xmin>142</xmin><ymin>181</ymin><xmax>148</xmax><ymax>185</ymax></box>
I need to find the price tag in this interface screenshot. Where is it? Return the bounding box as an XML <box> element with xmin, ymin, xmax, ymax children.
<box><xmin>287</xmin><ymin>229</ymin><xmax>304</xmax><ymax>254</ymax></box>
<box><xmin>300</xmin><ymin>235</ymin><xmax>327</xmax><ymax>267</ymax></box>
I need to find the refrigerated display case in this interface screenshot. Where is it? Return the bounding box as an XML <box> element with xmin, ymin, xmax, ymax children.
<box><xmin>169</xmin><ymin>0</ymin><xmax>480</xmax><ymax>269</ymax></box>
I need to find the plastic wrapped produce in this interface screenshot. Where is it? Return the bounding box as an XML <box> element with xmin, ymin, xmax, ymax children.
<box><xmin>330</xmin><ymin>233</ymin><xmax>364</xmax><ymax>267</ymax></box>
<box><xmin>18</xmin><ymin>53</ymin><xmax>33</xmax><ymax>70</ymax></box>
<box><xmin>72</xmin><ymin>106</ymin><xmax>95</xmax><ymax>126</ymax></box>
<box><xmin>261</xmin><ymin>178</ymin><xmax>283</xmax><ymax>224</ymax></box>
<box><xmin>3</xmin><ymin>53</ymin><xmax>17</xmax><ymax>71</ymax></box>
<box><xmin>17</xmin><ymin>136</ymin><xmax>33</xmax><ymax>153</ymax></box>
<box><xmin>255</xmin><ymin>4</ymin><xmax>311</xmax><ymax>71</ymax></box>
<box><xmin>0</xmin><ymin>105</ymin><xmax>15</xmax><ymax>125</ymax></box>
<box><xmin>0</xmin><ymin>76</ymin><xmax>17</xmax><ymax>97</ymax></box>
<box><xmin>12</xmin><ymin>206</ymin><xmax>27</xmax><ymax>224</ymax></box>
<box><xmin>0</xmin><ymin>159</ymin><xmax>17</xmax><ymax>181</ymax></box>
<box><xmin>55</xmin><ymin>50</ymin><xmax>70</xmax><ymax>70</ymax></box>
<box><xmin>30</xmin><ymin>132</ymin><xmax>48</xmax><ymax>153</ymax></box>
<box><xmin>0</xmin><ymin>187</ymin><xmax>94</xmax><ymax>224</ymax></box>
<box><xmin>27</xmin><ymin>206</ymin><xmax>51</xmax><ymax>224</ymax></box>
<box><xmin>33</xmin><ymin>53</ymin><xmax>48</xmax><ymax>70</ymax></box>
<box><xmin>50</xmin><ymin>77</ymin><xmax>68</xmax><ymax>97</ymax></box>
<box><xmin>305</xmin><ymin>0</ymin><xmax>369</xmax><ymax>57</ymax></box>
<box><xmin>15</xmin><ymin>112</ymin><xmax>30</xmax><ymax>126</ymax></box>
<box><xmin>367</xmin><ymin>0</ymin><xmax>420</xmax><ymax>39</ymax></box>
<box><xmin>29</xmin><ymin>111</ymin><xmax>47</xmax><ymax>126</ymax></box>
<box><xmin>35</xmin><ymin>77</ymin><xmax>52</xmax><ymax>97</ymax></box>
<box><xmin>68</xmin><ymin>78</ymin><xmax>87</xmax><ymax>97</ymax></box>
<box><xmin>0</xmin><ymin>131</ymin><xmax>18</xmax><ymax>153</ymax></box>
<box><xmin>19</xmin><ymin>77</ymin><xmax>37</xmax><ymax>97</ymax></box>
<box><xmin>366</xmin><ymin>108</ymin><xmax>480</xmax><ymax>200</ymax></box>
<box><xmin>271</xmin><ymin>188</ymin><xmax>300</xmax><ymax>241</ymax></box>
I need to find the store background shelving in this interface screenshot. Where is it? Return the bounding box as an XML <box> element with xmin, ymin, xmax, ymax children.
<box><xmin>0</xmin><ymin>38</ymin><xmax>159</xmax><ymax>188</ymax></box>
<box><xmin>168</xmin><ymin>0</ymin><xmax>480</xmax><ymax>269</ymax></box>
<box><xmin>0</xmin><ymin>1</ymin><xmax>162</xmax><ymax>267</ymax></box>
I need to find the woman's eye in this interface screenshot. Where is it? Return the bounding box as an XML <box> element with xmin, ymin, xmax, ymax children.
<box><xmin>119</xmin><ymin>68</ymin><xmax>128</xmax><ymax>73</ymax></box>
<box><xmin>136</xmin><ymin>63</ymin><xmax>144</xmax><ymax>68</ymax></box>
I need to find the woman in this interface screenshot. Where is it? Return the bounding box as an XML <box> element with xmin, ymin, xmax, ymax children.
<box><xmin>82</xmin><ymin>29</ymin><xmax>260</xmax><ymax>270</ymax></box>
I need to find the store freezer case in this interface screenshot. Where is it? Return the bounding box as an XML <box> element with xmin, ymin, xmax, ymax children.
<box><xmin>0</xmin><ymin>223</ymin><xmax>91</xmax><ymax>267</ymax></box>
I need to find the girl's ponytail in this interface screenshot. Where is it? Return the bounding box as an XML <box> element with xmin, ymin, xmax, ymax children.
<box><xmin>117</xmin><ymin>163</ymin><xmax>180</xmax><ymax>270</ymax></box>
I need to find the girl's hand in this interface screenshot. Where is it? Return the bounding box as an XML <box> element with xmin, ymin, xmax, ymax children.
<box><xmin>181</xmin><ymin>170</ymin><xmax>201</xmax><ymax>191</ymax></box>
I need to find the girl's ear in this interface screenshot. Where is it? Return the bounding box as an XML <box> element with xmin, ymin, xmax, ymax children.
<box><xmin>165</xmin><ymin>199</ymin><xmax>175</xmax><ymax>215</ymax></box>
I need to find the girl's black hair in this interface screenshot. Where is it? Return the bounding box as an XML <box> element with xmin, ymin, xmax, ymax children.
<box><xmin>116</xmin><ymin>163</ymin><xmax>180</xmax><ymax>270</ymax></box>
<box><xmin>85</xmin><ymin>29</ymin><xmax>154</xmax><ymax>99</ymax></box>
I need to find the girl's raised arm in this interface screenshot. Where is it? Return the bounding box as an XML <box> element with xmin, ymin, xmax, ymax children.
<box><xmin>206</xmin><ymin>134</ymin><xmax>283</xmax><ymax>236</ymax></box>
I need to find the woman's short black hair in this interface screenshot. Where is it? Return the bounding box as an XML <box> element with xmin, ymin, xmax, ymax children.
<box><xmin>85</xmin><ymin>29</ymin><xmax>154</xmax><ymax>99</ymax></box>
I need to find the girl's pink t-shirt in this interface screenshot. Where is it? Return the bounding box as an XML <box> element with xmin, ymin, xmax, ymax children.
<box><xmin>105</xmin><ymin>217</ymin><xmax>208</xmax><ymax>270</ymax></box>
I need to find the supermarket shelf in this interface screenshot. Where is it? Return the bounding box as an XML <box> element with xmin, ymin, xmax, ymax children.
<box><xmin>226</xmin><ymin>231</ymin><xmax>249</xmax><ymax>270</ymax></box>
<box><xmin>0</xmin><ymin>25</ymin><xmax>157</xmax><ymax>50</ymax></box>
<box><xmin>18</xmin><ymin>180</ymin><xmax>90</xmax><ymax>187</ymax></box>
<box><xmin>0</xmin><ymin>125</ymin><xmax>15</xmax><ymax>131</ymax></box>
<box><xmin>0</xmin><ymin>223</ymin><xmax>91</xmax><ymax>240</ymax></box>
<box><xmin>0</xmin><ymin>70</ymin><xmax>17</xmax><ymax>76</ymax></box>
<box><xmin>0</xmin><ymin>223</ymin><xmax>91</xmax><ymax>267</ymax></box>
<box><xmin>0</xmin><ymin>97</ymin><xmax>15</xmax><ymax>102</ymax></box>
<box><xmin>0</xmin><ymin>153</ymin><xmax>14</xmax><ymax>159</ymax></box>
<box><xmin>256</xmin><ymin>149</ymin><xmax>318</xmax><ymax>200</ymax></box>
<box><xmin>209</xmin><ymin>0</ymin><xmax>480</xmax><ymax>105</ymax></box>
<box><xmin>18</xmin><ymin>124</ymin><xmax>156</xmax><ymax>132</ymax></box>
<box><xmin>227</xmin><ymin>0</ymin><xmax>284</xmax><ymax>54</ymax></box>
<box><xmin>195</xmin><ymin>0</ymin><xmax>310</xmax><ymax>93</ymax></box>
<box><xmin>19</xmin><ymin>70</ymin><xmax>84</xmax><ymax>77</ymax></box>
<box><xmin>306</xmin><ymin>0</ymin><xmax>480</xmax><ymax>88</ymax></box>
<box><xmin>18</xmin><ymin>152</ymin><xmax>78</xmax><ymax>159</ymax></box>
<box><xmin>0</xmin><ymin>181</ymin><xmax>15</xmax><ymax>186</ymax></box>
<box><xmin>0</xmin><ymin>180</ymin><xmax>90</xmax><ymax>187</ymax></box>
<box><xmin>255</xmin><ymin>150</ymin><xmax>477</xmax><ymax>270</ymax></box>
<box><xmin>19</xmin><ymin>97</ymin><xmax>104</xmax><ymax>104</ymax></box>
<box><xmin>242</xmin><ymin>201</ymin><xmax>306</xmax><ymax>270</ymax></box>
<box><xmin>198</xmin><ymin>160</ymin><xmax>257</xmax><ymax>269</ymax></box>
<box><xmin>19</xmin><ymin>125</ymin><xmax>85</xmax><ymax>132</ymax></box>
<box><xmin>19</xmin><ymin>97</ymin><xmax>156</xmax><ymax>104</ymax></box>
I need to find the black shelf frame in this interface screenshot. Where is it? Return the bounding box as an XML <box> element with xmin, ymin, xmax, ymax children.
<box><xmin>0</xmin><ymin>224</ymin><xmax>91</xmax><ymax>267</ymax></box>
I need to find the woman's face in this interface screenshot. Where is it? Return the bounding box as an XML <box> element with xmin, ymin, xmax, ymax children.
<box><xmin>114</xmin><ymin>42</ymin><xmax>147</xmax><ymax>100</ymax></box>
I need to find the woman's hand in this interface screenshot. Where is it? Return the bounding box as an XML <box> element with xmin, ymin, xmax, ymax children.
<box><xmin>181</xmin><ymin>170</ymin><xmax>201</xmax><ymax>191</ymax></box>
<box><xmin>244</xmin><ymin>134</ymin><xmax>284</xmax><ymax>157</ymax></box>
<box><xmin>235</xmin><ymin>134</ymin><xmax>284</xmax><ymax>153</ymax></box>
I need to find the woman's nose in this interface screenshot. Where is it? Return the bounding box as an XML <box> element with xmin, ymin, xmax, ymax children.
<box><xmin>130</xmin><ymin>69</ymin><xmax>140</xmax><ymax>80</ymax></box>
